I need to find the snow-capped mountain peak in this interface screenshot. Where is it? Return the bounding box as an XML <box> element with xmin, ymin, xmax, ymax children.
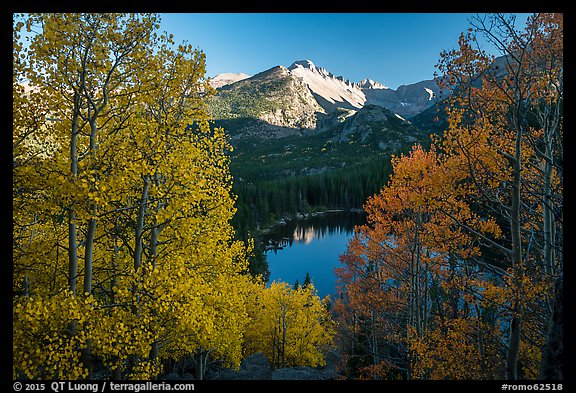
<box><xmin>290</xmin><ymin>60</ymin><xmax>334</xmax><ymax>79</ymax></box>
<box><xmin>289</xmin><ymin>59</ymin><xmax>317</xmax><ymax>70</ymax></box>
<box><xmin>360</xmin><ymin>78</ymin><xmax>389</xmax><ymax>90</ymax></box>
<box><xmin>288</xmin><ymin>59</ymin><xmax>366</xmax><ymax>112</ymax></box>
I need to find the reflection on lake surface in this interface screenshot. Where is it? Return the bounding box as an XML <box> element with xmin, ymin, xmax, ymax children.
<box><xmin>263</xmin><ymin>211</ymin><xmax>366</xmax><ymax>299</ymax></box>
<box><xmin>293</xmin><ymin>225</ymin><xmax>318</xmax><ymax>244</ymax></box>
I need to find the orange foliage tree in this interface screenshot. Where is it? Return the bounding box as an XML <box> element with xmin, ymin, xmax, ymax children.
<box><xmin>335</xmin><ymin>13</ymin><xmax>562</xmax><ymax>380</ymax></box>
<box><xmin>335</xmin><ymin>145</ymin><xmax>504</xmax><ymax>379</ymax></box>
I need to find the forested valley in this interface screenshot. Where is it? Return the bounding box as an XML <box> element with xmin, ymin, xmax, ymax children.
<box><xmin>13</xmin><ymin>13</ymin><xmax>562</xmax><ymax>382</ymax></box>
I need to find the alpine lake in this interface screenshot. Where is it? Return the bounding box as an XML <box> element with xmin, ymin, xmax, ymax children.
<box><xmin>261</xmin><ymin>210</ymin><xmax>367</xmax><ymax>299</ymax></box>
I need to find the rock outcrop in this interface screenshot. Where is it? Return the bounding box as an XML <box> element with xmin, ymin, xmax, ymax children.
<box><xmin>210</xmin><ymin>351</ymin><xmax>341</xmax><ymax>380</ymax></box>
<box><xmin>211</xmin><ymin>352</ymin><xmax>273</xmax><ymax>380</ymax></box>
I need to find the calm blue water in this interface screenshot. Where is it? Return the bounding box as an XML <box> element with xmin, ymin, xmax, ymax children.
<box><xmin>263</xmin><ymin>211</ymin><xmax>366</xmax><ymax>299</ymax></box>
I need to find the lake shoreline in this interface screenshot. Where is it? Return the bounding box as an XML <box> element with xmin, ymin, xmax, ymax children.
<box><xmin>255</xmin><ymin>207</ymin><xmax>365</xmax><ymax>237</ymax></box>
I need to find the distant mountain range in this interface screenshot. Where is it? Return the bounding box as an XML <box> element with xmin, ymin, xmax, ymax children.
<box><xmin>206</xmin><ymin>56</ymin><xmax>513</xmax><ymax>183</ymax></box>
<box><xmin>209</xmin><ymin>59</ymin><xmax>445</xmax><ymax>120</ymax></box>
<box><xmin>207</xmin><ymin>59</ymin><xmax>442</xmax><ymax>181</ymax></box>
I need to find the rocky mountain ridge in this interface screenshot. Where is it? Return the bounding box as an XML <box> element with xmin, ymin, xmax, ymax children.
<box><xmin>211</xmin><ymin>59</ymin><xmax>444</xmax><ymax>120</ymax></box>
<box><xmin>208</xmin><ymin>64</ymin><xmax>326</xmax><ymax>142</ymax></box>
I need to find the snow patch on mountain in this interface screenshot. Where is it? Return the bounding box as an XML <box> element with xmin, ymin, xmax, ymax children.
<box><xmin>424</xmin><ymin>87</ymin><xmax>435</xmax><ymax>100</ymax></box>
<box><xmin>288</xmin><ymin>60</ymin><xmax>366</xmax><ymax>112</ymax></box>
<box><xmin>210</xmin><ymin>72</ymin><xmax>251</xmax><ymax>88</ymax></box>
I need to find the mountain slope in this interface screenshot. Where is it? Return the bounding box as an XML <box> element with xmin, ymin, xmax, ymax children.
<box><xmin>208</xmin><ymin>59</ymin><xmax>444</xmax><ymax>148</ymax></box>
<box><xmin>230</xmin><ymin>104</ymin><xmax>432</xmax><ymax>181</ymax></box>
<box><xmin>410</xmin><ymin>54</ymin><xmax>512</xmax><ymax>134</ymax></box>
<box><xmin>209</xmin><ymin>65</ymin><xmax>326</xmax><ymax>141</ymax></box>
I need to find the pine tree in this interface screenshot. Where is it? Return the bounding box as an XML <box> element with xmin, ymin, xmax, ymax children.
<box><xmin>303</xmin><ymin>272</ymin><xmax>312</xmax><ymax>289</ymax></box>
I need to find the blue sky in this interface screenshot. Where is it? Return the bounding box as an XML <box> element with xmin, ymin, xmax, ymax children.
<box><xmin>159</xmin><ymin>13</ymin><xmax>532</xmax><ymax>90</ymax></box>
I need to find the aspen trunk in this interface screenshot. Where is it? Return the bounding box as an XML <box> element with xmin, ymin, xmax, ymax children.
<box><xmin>542</xmin><ymin>137</ymin><xmax>555</xmax><ymax>275</ymax></box>
<box><xmin>134</xmin><ymin>176</ymin><xmax>149</xmax><ymax>270</ymax></box>
<box><xmin>415</xmin><ymin>210</ymin><xmax>422</xmax><ymax>336</ymax></box>
<box><xmin>84</xmin><ymin>218</ymin><xmax>96</xmax><ymax>295</ymax></box>
<box><xmin>84</xmin><ymin>118</ymin><xmax>99</xmax><ymax>293</ymax></box>
<box><xmin>68</xmin><ymin>92</ymin><xmax>80</xmax><ymax>295</ymax></box>
<box><xmin>281</xmin><ymin>304</ymin><xmax>287</xmax><ymax>368</ymax></box>
<box><xmin>194</xmin><ymin>351</ymin><xmax>205</xmax><ymax>380</ymax></box>
<box><xmin>371</xmin><ymin>311</ymin><xmax>379</xmax><ymax>365</ymax></box>
<box><xmin>68</xmin><ymin>210</ymin><xmax>78</xmax><ymax>295</ymax></box>
<box><xmin>149</xmin><ymin>226</ymin><xmax>159</xmax><ymax>269</ymax></box>
<box><xmin>506</xmin><ymin>121</ymin><xmax>524</xmax><ymax>381</ymax></box>
<box><xmin>82</xmin><ymin>215</ymin><xmax>95</xmax><ymax>380</ymax></box>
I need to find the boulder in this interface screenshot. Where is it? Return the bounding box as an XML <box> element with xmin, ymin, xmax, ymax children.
<box><xmin>213</xmin><ymin>352</ymin><xmax>272</xmax><ymax>380</ymax></box>
<box><xmin>271</xmin><ymin>366</ymin><xmax>336</xmax><ymax>380</ymax></box>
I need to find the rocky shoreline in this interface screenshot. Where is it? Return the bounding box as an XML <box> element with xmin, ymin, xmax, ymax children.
<box><xmin>255</xmin><ymin>208</ymin><xmax>365</xmax><ymax>236</ymax></box>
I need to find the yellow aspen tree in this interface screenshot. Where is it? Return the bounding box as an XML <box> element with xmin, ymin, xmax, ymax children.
<box><xmin>21</xmin><ymin>13</ymin><xmax>160</xmax><ymax>297</ymax></box>
<box><xmin>13</xmin><ymin>13</ymin><xmax>253</xmax><ymax>380</ymax></box>
<box><xmin>16</xmin><ymin>13</ymin><xmax>162</xmax><ymax>379</ymax></box>
<box><xmin>244</xmin><ymin>281</ymin><xmax>334</xmax><ymax>369</ymax></box>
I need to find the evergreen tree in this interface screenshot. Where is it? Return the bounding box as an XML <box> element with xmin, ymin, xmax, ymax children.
<box><xmin>303</xmin><ymin>272</ymin><xmax>312</xmax><ymax>289</ymax></box>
